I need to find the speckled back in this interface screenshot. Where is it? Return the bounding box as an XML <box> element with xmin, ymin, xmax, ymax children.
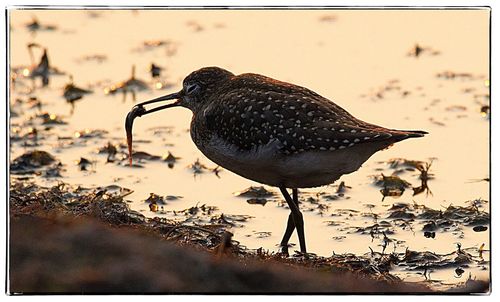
<box><xmin>193</xmin><ymin>72</ymin><xmax>401</xmax><ymax>155</ymax></box>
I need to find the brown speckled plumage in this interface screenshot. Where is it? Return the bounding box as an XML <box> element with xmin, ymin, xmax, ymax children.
<box><xmin>187</xmin><ymin>67</ymin><xmax>425</xmax><ymax>155</ymax></box>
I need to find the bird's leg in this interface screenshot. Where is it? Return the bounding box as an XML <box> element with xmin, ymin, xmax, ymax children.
<box><xmin>279</xmin><ymin>212</ymin><xmax>295</xmax><ymax>256</ymax></box>
<box><xmin>279</xmin><ymin>188</ymin><xmax>302</xmax><ymax>255</ymax></box>
<box><xmin>279</xmin><ymin>187</ymin><xmax>307</xmax><ymax>254</ymax></box>
<box><xmin>292</xmin><ymin>188</ymin><xmax>307</xmax><ymax>253</ymax></box>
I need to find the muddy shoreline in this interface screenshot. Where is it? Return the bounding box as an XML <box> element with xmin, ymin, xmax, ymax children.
<box><xmin>8</xmin><ymin>180</ymin><xmax>488</xmax><ymax>294</ymax></box>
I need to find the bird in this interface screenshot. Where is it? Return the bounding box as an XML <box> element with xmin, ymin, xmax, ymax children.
<box><xmin>125</xmin><ymin>66</ymin><xmax>427</xmax><ymax>255</ymax></box>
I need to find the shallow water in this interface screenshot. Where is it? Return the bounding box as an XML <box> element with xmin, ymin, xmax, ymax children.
<box><xmin>9</xmin><ymin>9</ymin><xmax>490</xmax><ymax>290</ymax></box>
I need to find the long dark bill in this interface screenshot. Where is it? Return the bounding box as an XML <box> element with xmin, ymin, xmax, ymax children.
<box><xmin>125</xmin><ymin>91</ymin><xmax>182</xmax><ymax>166</ymax></box>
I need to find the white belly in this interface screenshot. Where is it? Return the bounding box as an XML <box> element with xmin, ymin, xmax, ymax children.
<box><xmin>194</xmin><ymin>134</ymin><xmax>387</xmax><ymax>188</ymax></box>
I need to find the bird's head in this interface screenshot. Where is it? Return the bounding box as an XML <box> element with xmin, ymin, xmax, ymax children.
<box><xmin>181</xmin><ymin>66</ymin><xmax>234</xmax><ymax>111</ymax></box>
<box><xmin>130</xmin><ymin>66</ymin><xmax>234</xmax><ymax>115</ymax></box>
<box><xmin>125</xmin><ymin>67</ymin><xmax>234</xmax><ymax>165</ymax></box>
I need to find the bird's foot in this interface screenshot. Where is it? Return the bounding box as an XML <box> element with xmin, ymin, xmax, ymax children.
<box><xmin>292</xmin><ymin>250</ymin><xmax>316</xmax><ymax>260</ymax></box>
<box><xmin>278</xmin><ymin>243</ymin><xmax>294</xmax><ymax>257</ymax></box>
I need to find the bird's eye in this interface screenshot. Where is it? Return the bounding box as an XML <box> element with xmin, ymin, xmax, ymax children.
<box><xmin>185</xmin><ymin>83</ymin><xmax>201</xmax><ymax>95</ymax></box>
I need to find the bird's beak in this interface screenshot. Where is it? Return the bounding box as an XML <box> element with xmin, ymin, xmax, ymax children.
<box><xmin>133</xmin><ymin>90</ymin><xmax>183</xmax><ymax>114</ymax></box>
<box><xmin>125</xmin><ymin>90</ymin><xmax>182</xmax><ymax>166</ymax></box>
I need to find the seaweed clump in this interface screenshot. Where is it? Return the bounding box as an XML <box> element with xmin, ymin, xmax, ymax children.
<box><xmin>8</xmin><ymin>180</ymin><xmax>489</xmax><ymax>293</ymax></box>
<box><xmin>10</xmin><ymin>150</ymin><xmax>62</xmax><ymax>177</ymax></box>
<box><xmin>9</xmin><ymin>180</ymin><xmax>230</xmax><ymax>250</ymax></box>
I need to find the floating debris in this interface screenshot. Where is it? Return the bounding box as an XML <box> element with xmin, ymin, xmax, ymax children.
<box><xmin>178</xmin><ymin>203</ymin><xmax>218</xmax><ymax>217</ymax></box>
<box><xmin>399</xmin><ymin>202</ymin><xmax>492</xmax><ymax>234</ymax></box>
<box><xmin>373</xmin><ymin>174</ymin><xmax>412</xmax><ymax>199</ymax></box>
<box><xmin>98</xmin><ymin>184</ymin><xmax>134</xmax><ymax>199</ymax></box>
<box><xmin>104</xmin><ymin>65</ymin><xmax>149</xmax><ymax>102</ymax></box>
<box><xmin>465</xmin><ymin>198</ymin><xmax>488</xmax><ymax>209</ymax></box>
<box><xmin>211</xmin><ymin>213</ymin><xmax>253</xmax><ymax>227</ymax></box>
<box><xmin>166</xmin><ymin>195</ymin><xmax>183</xmax><ymax>201</ymax></box>
<box><xmin>480</xmin><ymin>105</ymin><xmax>490</xmax><ymax>119</ymax></box>
<box><xmin>142</xmin><ymin>40</ymin><xmax>167</xmax><ymax>48</ymax></box>
<box><xmin>145</xmin><ymin>193</ymin><xmax>166</xmax><ymax>205</ymax></box>
<box><xmin>11</xmin><ymin>150</ymin><xmax>56</xmax><ymax>168</ymax></box>
<box><xmin>436</xmin><ymin>71</ymin><xmax>478</xmax><ymax>80</ymax></box>
<box><xmin>132</xmin><ymin>39</ymin><xmax>173</xmax><ymax>52</ymax></box>
<box><xmin>321</xmin><ymin>194</ymin><xmax>341</xmax><ymax>201</ymax></box>
<box><xmin>246</xmin><ymin>198</ymin><xmax>268</xmax><ymax>206</ymax></box>
<box><xmin>253</xmin><ymin>231</ymin><xmax>272</xmax><ymax>238</ymax></box>
<box><xmin>332</xmin><ymin>235</ymin><xmax>346</xmax><ymax>241</ymax></box>
<box><xmin>10</xmin><ymin>126</ymin><xmax>39</xmax><ymax>144</ymax></box>
<box><xmin>43</xmin><ymin>166</ymin><xmax>63</xmax><ymax>178</ymax></box>
<box><xmin>361</xmin><ymin>79</ymin><xmax>413</xmax><ymax>101</ymax></box>
<box><xmin>387</xmin><ymin>208</ymin><xmax>415</xmax><ymax>219</ymax></box>
<box><xmin>479</xmin><ymin>243</ymin><xmax>486</xmax><ymax>259</ymax></box>
<box><xmin>455</xmin><ymin>267</ymin><xmax>465</xmax><ymax>278</ymax></box>
<box><xmin>63</xmin><ymin>75</ymin><xmax>93</xmax><ymax>105</ymax></box>
<box><xmin>422</xmin><ymin>220</ymin><xmax>437</xmax><ymax>232</ymax></box>
<box><xmin>130</xmin><ymin>151</ymin><xmax>161</xmax><ymax>161</ymax></box>
<box><xmin>353</xmin><ymin>222</ymin><xmax>395</xmax><ymax>237</ymax></box>
<box><xmin>188</xmin><ymin>158</ymin><xmax>209</xmax><ymax>175</ymax></box>
<box><xmin>424</xmin><ymin>231</ymin><xmax>436</xmax><ymax>239</ymax></box>
<box><xmin>132</xmin><ymin>39</ymin><xmax>178</xmax><ymax>56</ymax></box>
<box><xmin>316</xmin><ymin>203</ymin><xmax>330</xmax><ymax>216</ymax></box>
<box><xmin>97</xmin><ymin>142</ymin><xmax>118</xmax><ymax>162</ymax></box>
<box><xmin>417</xmin><ymin>161</ymin><xmax>434</xmax><ymax>181</ymax></box>
<box><xmin>25</xmin><ymin>96</ymin><xmax>43</xmax><ymax>111</ymax></box>
<box><xmin>75</xmin><ymin>157</ymin><xmax>92</xmax><ymax>171</ymax></box>
<box><xmin>25</xmin><ymin>16</ymin><xmax>57</xmax><ymax>32</ymax></box>
<box><xmin>150</xmin><ymin>63</ymin><xmax>163</xmax><ymax>78</ymax></box>
<box><xmin>162</xmin><ymin>151</ymin><xmax>180</xmax><ymax>168</ymax></box>
<box><xmin>39</xmin><ymin>112</ymin><xmax>67</xmax><ymax>125</ymax></box>
<box><xmin>19</xmin><ymin>45</ymin><xmax>65</xmax><ymax>87</ymax></box>
<box><xmin>383</xmin><ymin>159</ymin><xmax>434</xmax><ymax>197</ymax></box>
<box><xmin>429</xmin><ymin>117</ymin><xmax>446</xmax><ymax>126</ymax></box>
<box><xmin>186</xmin><ymin>20</ymin><xmax>203</xmax><ymax>32</ymax></box>
<box><xmin>75</xmin><ymin>54</ymin><xmax>107</xmax><ymax>64</ymax></box>
<box><xmin>473</xmin><ymin>226</ymin><xmax>487</xmax><ymax>232</ymax></box>
<box><xmin>411</xmin><ymin>179</ymin><xmax>432</xmax><ymax>197</ymax></box>
<box><xmin>10</xmin><ymin>150</ymin><xmax>61</xmax><ymax>176</ymax></box>
<box><xmin>234</xmin><ymin>186</ymin><xmax>275</xmax><ymax>198</ymax></box>
<box><xmin>445</xmin><ymin>105</ymin><xmax>467</xmax><ymax>112</ymax></box>
<box><xmin>73</xmin><ymin>128</ymin><xmax>108</xmax><ymax>139</ymax></box>
<box><xmin>407</xmin><ymin>43</ymin><xmax>440</xmax><ymax>57</ymax></box>
<box><xmin>148</xmin><ymin>203</ymin><xmax>159</xmax><ymax>212</ymax></box>
<box><xmin>387</xmin><ymin>158</ymin><xmax>426</xmax><ymax>172</ymax></box>
<box><xmin>335</xmin><ymin>181</ymin><xmax>351</xmax><ymax>194</ymax></box>
<box><xmin>318</xmin><ymin>14</ymin><xmax>337</xmax><ymax>23</ymax></box>
<box><xmin>211</xmin><ymin>166</ymin><xmax>223</xmax><ymax>178</ymax></box>
<box><xmin>27</xmin><ymin>47</ymin><xmax>49</xmax><ymax>86</ymax></box>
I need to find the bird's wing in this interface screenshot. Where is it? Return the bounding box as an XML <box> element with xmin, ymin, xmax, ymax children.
<box><xmin>206</xmin><ymin>74</ymin><xmax>402</xmax><ymax>154</ymax></box>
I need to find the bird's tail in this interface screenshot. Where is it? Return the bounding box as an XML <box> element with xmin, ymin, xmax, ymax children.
<box><xmin>398</xmin><ymin>129</ymin><xmax>428</xmax><ymax>137</ymax></box>
<box><xmin>389</xmin><ymin>129</ymin><xmax>428</xmax><ymax>142</ymax></box>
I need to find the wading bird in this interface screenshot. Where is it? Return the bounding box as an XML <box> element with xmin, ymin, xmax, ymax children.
<box><xmin>126</xmin><ymin>67</ymin><xmax>427</xmax><ymax>255</ymax></box>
